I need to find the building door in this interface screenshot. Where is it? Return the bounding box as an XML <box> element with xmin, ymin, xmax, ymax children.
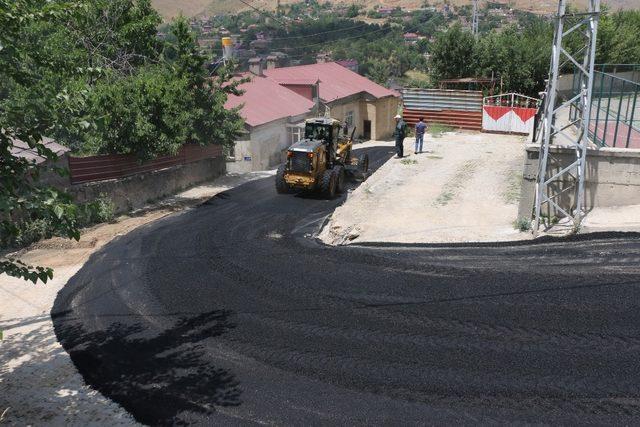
<box><xmin>363</xmin><ymin>120</ymin><xmax>372</xmax><ymax>140</ymax></box>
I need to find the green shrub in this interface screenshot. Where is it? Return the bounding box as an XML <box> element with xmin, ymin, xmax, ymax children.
<box><xmin>77</xmin><ymin>195</ymin><xmax>116</xmax><ymax>227</ymax></box>
<box><xmin>513</xmin><ymin>217</ymin><xmax>532</xmax><ymax>232</ymax></box>
<box><xmin>1</xmin><ymin>195</ymin><xmax>116</xmax><ymax>250</ymax></box>
<box><xmin>14</xmin><ymin>219</ymin><xmax>55</xmax><ymax>247</ymax></box>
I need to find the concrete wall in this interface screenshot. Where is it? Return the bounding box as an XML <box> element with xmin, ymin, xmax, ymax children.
<box><xmin>328</xmin><ymin>99</ymin><xmax>363</xmax><ymax>139</ymax></box>
<box><xmin>328</xmin><ymin>95</ymin><xmax>400</xmax><ymax>140</ymax></box>
<box><xmin>227</xmin><ymin>117</ymin><xmax>294</xmax><ymax>173</ymax></box>
<box><xmin>518</xmin><ymin>144</ymin><xmax>640</xmax><ymax>219</ymax></box>
<box><xmin>374</xmin><ymin>96</ymin><xmax>400</xmax><ymax>140</ymax></box>
<box><xmin>38</xmin><ymin>155</ymin><xmax>72</xmax><ymax>189</ymax></box>
<box><xmin>69</xmin><ymin>157</ymin><xmax>225</xmax><ymax>214</ymax></box>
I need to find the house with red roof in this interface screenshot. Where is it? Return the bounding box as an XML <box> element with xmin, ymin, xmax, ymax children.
<box><xmin>263</xmin><ymin>61</ymin><xmax>400</xmax><ymax>140</ymax></box>
<box><xmin>225</xmin><ymin>58</ymin><xmax>400</xmax><ymax>172</ymax></box>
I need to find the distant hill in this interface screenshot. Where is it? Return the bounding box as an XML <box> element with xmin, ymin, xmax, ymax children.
<box><xmin>152</xmin><ymin>0</ymin><xmax>638</xmax><ymax>21</ymax></box>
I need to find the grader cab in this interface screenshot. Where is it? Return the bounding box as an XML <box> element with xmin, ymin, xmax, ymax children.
<box><xmin>275</xmin><ymin>118</ymin><xmax>369</xmax><ymax>198</ymax></box>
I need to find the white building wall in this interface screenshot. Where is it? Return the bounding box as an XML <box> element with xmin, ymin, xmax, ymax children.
<box><xmin>227</xmin><ymin>115</ymin><xmax>310</xmax><ymax>173</ymax></box>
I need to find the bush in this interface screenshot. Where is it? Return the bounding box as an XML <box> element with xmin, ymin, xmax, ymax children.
<box><xmin>2</xmin><ymin>195</ymin><xmax>116</xmax><ymax>250</ymax></box>
<box><xmin>14</xmin><ymin>219</ymin><xmax>55</xmax><ymax>247</ymax></box>
<box><xmin>513</xmin><ymin>217</ymin><xmax>532</xmax><ymax>232</ymax></box>
<box><xmin>76</xmin><ymin>195</ymin><xmax>116</xmax><ymax>227</ymax></box>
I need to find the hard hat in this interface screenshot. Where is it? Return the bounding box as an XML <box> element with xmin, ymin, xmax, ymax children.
<box><xmin>394</xmin><ymin>114</ymin><xmax>402</xmax><ymax>119</ymax></box>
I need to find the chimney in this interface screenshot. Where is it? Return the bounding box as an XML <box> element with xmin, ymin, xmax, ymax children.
<box><xmin>316</xmin><ymin>53</ymin><xmax>330</xmax><ymax>64</ymax></box>
<box><xmin>248</xmin><ymin>57</ymin><xmax>263</xmax><ymax>76</ymax></box>
<box><xmin>266</xmin><ymin>55</ymin><xmax>278</xmax><ymax>70</ymax></box>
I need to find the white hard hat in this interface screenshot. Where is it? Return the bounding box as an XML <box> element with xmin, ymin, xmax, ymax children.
<box><xmin>394</xmin><ymin>114</ymin><xmax>402</xmax><ymax>119</ymax></box>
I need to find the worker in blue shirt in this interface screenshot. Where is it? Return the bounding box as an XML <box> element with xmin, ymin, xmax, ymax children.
<box><xmin>414</xmin><ymin>117</ymin><xmax>427</xmax><ymax>155</ymax></box>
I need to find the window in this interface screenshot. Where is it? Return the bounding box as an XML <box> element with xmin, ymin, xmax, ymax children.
<box><xmin>345</xmin><ymin>111</ymin><xmax>354</xmax><ymax>128</ymax></box>
<box><xmin>304</xmin><ymin>123</ymin><xmax>332</xmax><ymax>142</ymax></box>
<box><xmin>287</xmin><ymin>124</ymin><xmax>304</xmax><ymax>145</ymax></box>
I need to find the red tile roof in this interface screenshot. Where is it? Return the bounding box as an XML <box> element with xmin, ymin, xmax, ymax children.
<box><xmin>225</xmin><ymin>73</ymin><xmax>315</xmax><ymax>127</ymax></box>
<box><xmin>263</xmin><ymin>62</ymin><xmax>399</xmax><ymax>103</ymax></box>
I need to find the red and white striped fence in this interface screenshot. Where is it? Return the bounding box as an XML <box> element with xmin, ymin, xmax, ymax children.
<box><xmin>482</xmin><ymin>93</ymin><xmax>540</xmax><ymax>135</ymax></box>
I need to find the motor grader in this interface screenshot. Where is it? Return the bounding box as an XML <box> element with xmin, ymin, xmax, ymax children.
<box><xmin>275</xmin><ymin>117</ymin><xmax>369</xmax><ymax>197</ymax></box>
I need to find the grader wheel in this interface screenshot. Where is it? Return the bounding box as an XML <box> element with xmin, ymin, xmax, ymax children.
<box><xmin>320</xmin><ymin>169</ymin><xmax>337</xmax><ymax>199</ymax></box>
<box><xmin>275</xmin><ymin>164</ymin><xmax>291</xmax><ymax>194</ymax></box>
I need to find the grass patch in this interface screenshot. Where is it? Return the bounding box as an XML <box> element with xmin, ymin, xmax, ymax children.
<box><xmin>404</xmin><ymin>69</ymin><xmax>430</xmax><ymax>81</ymax></box>
<box><xmin>433</xmin><ymin>160</ymin><xmax>477</xmax><ymax>206</ymax></box>
<box><xmin>400</xmin><ymin>158</ymin><xmax>418</xmax><ymax>165</ymax></box>
<box><xmin>429</xmin><ymin>123</ymin><xmax>454</xmax><ymax>138</ymax></box>
<box><xmin>427</xmin><ymin>155</ymin><xmax>443</xmax><ymax>159</ymax></box>
<box><xmin>513</xmin><ymin>217</ymin><xmax>532</xmax><ymax>232</ymax></box>
<box><xmin>434</xmin><ymin>191</ymin><xmax>455</xmax><ymax>205</ymax></box>
<box><xmin>403</xmin><ymin>70</ymin><xmax>432</xmax><ymax>89</ymax></box>
<box><xmin>502</xmin><ymin>170</ymin><xmax>523</xmax><ymax>205</ymax></box>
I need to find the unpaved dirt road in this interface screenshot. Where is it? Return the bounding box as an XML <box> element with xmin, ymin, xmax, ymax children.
<box><xmin>321</xmin><ymin>132</ymin><xmax>529</xmax><ymax>244</ymax></box>
<box><xmin>49</xmin><ymin>146</ymin><xmax>640</xmax><ymax>424</ymax></box>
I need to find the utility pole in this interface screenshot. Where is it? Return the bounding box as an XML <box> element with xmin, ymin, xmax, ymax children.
<box><xmin>533</xmin><ymin>0</ymin><xmax>600</xmax><ymax>234</ymax></box>
<box><xmin>472</xmin><ymin>0</ymin><xmax>479</xmax><ymax>37</ymax></box>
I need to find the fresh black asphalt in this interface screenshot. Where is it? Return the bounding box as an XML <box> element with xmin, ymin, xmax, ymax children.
<box><xmin>52</xmin><ymin>147</ymin><xmax>640</xmax><ymax>425</ymax></box>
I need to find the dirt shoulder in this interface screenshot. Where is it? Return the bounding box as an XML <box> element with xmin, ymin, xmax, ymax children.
<box><xmin>320</xmin><ymin>132</ymin><xmax>531</xmax><ymax>245</ymax></box>
<box><xmin>0</xmin><ymin>171</ymin><xmax>272</xmax><ymax>425</ymax></box>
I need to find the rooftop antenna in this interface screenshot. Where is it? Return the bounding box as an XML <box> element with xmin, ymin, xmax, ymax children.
<box><xmin>533</xmin><ymin>0</ymin><xmax>600</xmax><ymax>235</ymax></box>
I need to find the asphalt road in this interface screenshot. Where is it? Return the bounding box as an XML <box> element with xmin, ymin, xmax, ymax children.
<box><xmin>53</xmin><ymin>147</ymin><xmax>640</xmax><ymax>425</ymax></box>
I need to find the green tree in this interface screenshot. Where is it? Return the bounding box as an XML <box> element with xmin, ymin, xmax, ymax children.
<box><xmin>474</xmin><ymin>23</ymin><xmax>552</xmax><ymax>96</ymax></box>
<box><xmin>1</xmin><ymin>0</ymin><xmax>84</xmax><ymax>283</ymax></box>
<box><xmin>82</xmin><ymin>18</ymin><xmax>245</xmax><ymax>160</ymax></box>
<box><xmin>429</xmin><ymin>24</ymin><xmax>477</xmax><ymax>81</ymax></box>
<box><xmin>597</xmin><ymin>9</ymin><xmax>640</xmax><ymax>64</ymax></box>
<box><xmin>1</xmin><ymin>2</ymin><xmax>245</xmax><ymax>283</ymax></box>
<box><xmin>366</xmin><ymin>61</ymin><xmax>392</xmax><ymax>85</ymax></box>
<box><xmin>346</xmin><ymin>4</ymin><xmax>359</xmax><ymax>18</ymax></box>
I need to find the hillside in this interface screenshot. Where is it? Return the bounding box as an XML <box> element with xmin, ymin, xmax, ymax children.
<box><xmin>152</xmin><ymin>0</ymin><xmax>638</xmax><ymax>20</ymax></box>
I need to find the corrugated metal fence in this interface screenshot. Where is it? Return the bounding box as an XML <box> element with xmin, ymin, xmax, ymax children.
<box><xmin>402</xmin><ymin>88</ymin><xmax>483</xmax><ymax>130</ymax></box>
<box><xmin>68</xmin><ymin>144</ymin><xmax>223</xmax><ymax>184</ymax></box>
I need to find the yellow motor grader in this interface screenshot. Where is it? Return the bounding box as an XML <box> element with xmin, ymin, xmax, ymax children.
<box><xmin>275</xmin><ymin>118</ymin><xmax>369</xmax><ymax>198</ymax></box>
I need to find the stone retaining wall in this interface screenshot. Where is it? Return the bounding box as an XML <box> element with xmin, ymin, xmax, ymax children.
<box><xmin>69</xmin><ymin>157</ymin><xmax>225</xmax><ymax>214</ymax></box>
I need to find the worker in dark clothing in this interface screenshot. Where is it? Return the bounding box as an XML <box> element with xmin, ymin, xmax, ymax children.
<box><xmin>414</xmin><ymin>117</ymin><xmax>427</xmax><ymax>154</ymax></box>
<box><xmin>393</xmin><ymin>114</ymin><xmax>407</xmax><ymax>158</ymax></box>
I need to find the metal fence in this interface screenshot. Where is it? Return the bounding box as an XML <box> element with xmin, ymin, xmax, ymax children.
<box><xmin>68</xmin><ymin>144</ymin><xmax>223</xmax><ymax>184</ymax></box>
<box><xmin>402</xmin><ymin>88</ymin><xmax>483</xmax><ymax>112</ymax></box>
<box><xmin>595</xmin><ymin>64</ymin><xmax>640</xmax><ymax>83</ymax></box>
<box><xmin>402</xmin><ymin>88</ymin><xmax>484</xmax><ymax>131</ymax></box>
<box><xmin>570</xmin><ymin>65</ymin><xmax>640</xmax><ymax>149</ymax></box>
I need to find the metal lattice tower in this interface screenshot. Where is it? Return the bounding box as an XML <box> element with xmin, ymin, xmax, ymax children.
<box><xmin>533</xmin><ymin>0</ymin><xmax>600</xmax><ymax>234</ymax></box>
<box><xmin>472</xmin><ymin>0</ymin><xmax>479</xmax><ymax>37</ymax></box>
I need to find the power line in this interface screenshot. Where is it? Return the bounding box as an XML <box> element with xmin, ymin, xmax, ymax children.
<box><xmin>268</xmin><ymin>22</ymin><xmax>372</xmax><ymax>40</ymax></box>
<box><xmin>237</xmin><ymin>0</ymin><xmax>377</xmax><ymax>42</ymax></box>
<box><xmin>282</xmin><ymin>26</ymin><xmax>393</xmax><ymax>51</ymax></box>
<box><xmin>276</xmin><ymin>28</ymin><xmax>395</xmax><ymax>59</ymax></box>
<box><xmin>237</xmin><ymin>0</ymin><xmax>288</xmax><ymax>27</ymax></box>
